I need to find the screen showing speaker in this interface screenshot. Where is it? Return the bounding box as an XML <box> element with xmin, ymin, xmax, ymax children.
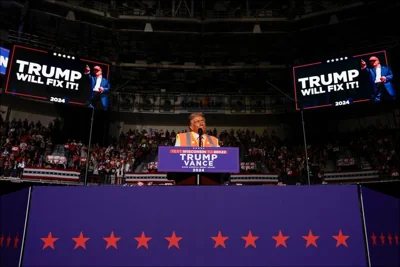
<box><xmin>293</xmin><ymin>50</ymin><xmax>395</xmax><ymax>110</ymax></box>
<box><xmin>4</xmin><ymin>45</ymin><xmax>111</xmax><ymax>110</ymax></box>
<box><xmin>0</xmin><ymin>46</ymin><xmax>9</xmax><ymax>75</ymax></box>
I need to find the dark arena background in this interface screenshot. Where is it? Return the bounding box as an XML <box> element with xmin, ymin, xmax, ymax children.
<box><xmin>0</xmin><ymin>1</ymin><xmax>399</xmax><ymax>266</ymax></box>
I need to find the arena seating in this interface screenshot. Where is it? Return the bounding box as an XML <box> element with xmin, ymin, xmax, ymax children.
<box><xmin>1</xmin><ymin>117</ymin><xmax>399</xmax><ymax>185</ymax></box>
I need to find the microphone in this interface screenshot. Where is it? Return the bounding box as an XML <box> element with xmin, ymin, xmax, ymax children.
<box><xmin>198</xmin><ymin>128</ymin><xmax>203</xmax><ymax>147</ymax></box>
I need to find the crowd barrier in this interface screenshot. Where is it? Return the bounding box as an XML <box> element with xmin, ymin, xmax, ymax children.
<box><xmin>20</xmin><ymin>167</ymin><xmax>397</xmax><ymax>185</ymax></box>
<box><xmin>22</xmin><ymin>168</ymin><xmax>80</xmax><ymax>181</ymax></box>
<box><xmin>324</xmin><ymin>170</ymin><xmax>380</xmax><ymax>183</ymax></box>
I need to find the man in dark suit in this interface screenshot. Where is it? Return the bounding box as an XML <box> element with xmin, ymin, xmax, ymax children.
<box><xmin>84</xmin><ymin>65</ymin><xmax>110</xmax><ymax>110</ymax></box>
<box><xmin>361</xmin><ymin>56</ymin><xmax>395</xmax><ymax>102</ymax></box>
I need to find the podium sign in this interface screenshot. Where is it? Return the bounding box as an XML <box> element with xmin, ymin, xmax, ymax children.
<box><xmin>157</xmin><ymin>146</ymin><xmax>239</xmax><ymax>173</ymax></box>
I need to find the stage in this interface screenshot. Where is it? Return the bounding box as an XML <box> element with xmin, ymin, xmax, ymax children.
<box><xmin>0</xmin><ymin>183</ymin><xmax>399</xmax><ymax>266</ymax></box>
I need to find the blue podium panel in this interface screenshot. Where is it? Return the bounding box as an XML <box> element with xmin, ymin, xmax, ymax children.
<box><xmin>157</xmin><ymin>146</ymin><xmax>240</xmax><ymax>173</ymax></box>
<box><xmin>361</xmin><ymin>186</ymin><xmax>400</xmax><ymax>267</ymax></box>
<box><xmin>0</xmin><ymin>188</ymin><xmax>30</xmax><ymax>267</ymax></box>
<box><xmin>22</xmin><ymin>186</ymin><xmax>367</xmax><ymax>266</ymax></box>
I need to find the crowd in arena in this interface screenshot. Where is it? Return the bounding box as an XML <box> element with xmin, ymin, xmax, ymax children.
<box><xmin>0</xmin><ymin>116</ymin><xmax>57</xmax><ymax>178</ymax></box>
<box><xmin>0</xmin><ymin>116</ymin><xmax>399</xmax><ymax>184</ymax></box>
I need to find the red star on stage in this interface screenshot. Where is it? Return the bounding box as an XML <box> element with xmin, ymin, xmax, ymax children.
<box><xmin>0</xmin><ymin>234</ymin><xmax>4</xmax><ymax>247</ymax></box>
<box><xmin>387</xmin><ymin>233</ymin><xmax>393</xmax><ymax>245</ymax></box>
<box><xmin>6</xmin><ymin>234</ymin><xmax>12</xmax><ymax>248</ymax></box>
<box><xmin>395</xmin><ymin>233</ymin><xmax>399</xmax><ymax>245</ymax></box>
<box><xmin>165</xmin><ymin>231</ymin><xmax>182</xmax><ymax>249</ymax></box>
<box><xmin>272</xmin><ymin>230</ymin><xmax>289</xmax><ymax>248</ymax></box>
<box><xmin>379</xmin><ymin>233</ymin><xmax>385</xmax><ymax>245</ymax></box>
<box><xmin>13</xmin><ymin>234</ymin><xmax>19</xmax><ymax>249</ymax></box>
<box><xmin>103</xmin><ymin>231</ymin><xmax>121</xmax><ymax>249</ymax></box>
<box><xmin>302</xmin><ymin>230</ymin><xmax>319</xmax><ymax>248</ymax></box>
<box><xmin>370</xmin><ymin>232</ymin><xmax>377</xmax><ymax>246</ymax></box>
<box><xmin>41</xmin><ymin>232</ymin><xmax>59</xmax><ymax>250</ymax></box>
<box><xmin>134</xmin><ymin>232</ymin><xmax>152</xmax><ymax>249</ymax></box>
<box><xmin>211</xmin><ymin>231</ymin><xmax>228</xmax><ymax>248</ymax></box>
<box><xmin>72</xmin><ymin>231</ymin><xmax>90</xmax><ymax>249</ymax></box>
<box><xmin>332</xmin><ymin>230</ymin><xmax>349</xmax><ymax>247</ymax></box>
<box><xmin>241</xmin><ymin>230</ymin><xmax>259</xmax><ymax>248</ymax></box>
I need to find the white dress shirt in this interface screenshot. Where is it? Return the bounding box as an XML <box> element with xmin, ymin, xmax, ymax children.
<box><xmin>375</xmin><ymin>66</ymin><xmax>381</xmax><ymax>83</ymax></box>
<box><xmin>93</xmin><ymin>76</ymin><xmax>102</xmax><ymax>91</ymax></box>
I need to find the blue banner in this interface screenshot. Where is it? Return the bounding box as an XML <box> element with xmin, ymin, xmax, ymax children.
<box><xmin>0</xmin><ymin>47</ymin><xmax>9</xmax><ymax>75</ymax></box>
<box><xmin>0</xmin><ymin>188</ymin><xmax>30</xmax><ymax>267</ymax></box>
<box><xmin>361</xmin><ymin>186</ymin><xmax>400</xmax><ymax>266</ymax></box>
<box><xmin>22</xmin><ymin>185</ymin><xmax>367</xmax><ymax>266</ymax></box>
<box><xmin>157</xmin><ymin>146</ymin><xmax>240</xmax><ymax>173</ymax></box>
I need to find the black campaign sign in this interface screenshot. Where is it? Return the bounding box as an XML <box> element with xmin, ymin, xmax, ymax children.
<box><xmin>4</xmin><ymin>45</ymin><xmax>110</xmax><ymax>106</ymax></box>
<box><xmin>293</xmin><ymin>50</ymin><xmax>389</xmax><ymax>110</ymax></box>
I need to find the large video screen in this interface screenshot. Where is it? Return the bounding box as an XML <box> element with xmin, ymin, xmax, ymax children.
<box><xmin>4</xmin><ymin>45</ymin><xmax>111</xmax><ymax>110</ymax></box>
<box><xmin>293</xmin><ymin>50</ymin><xmax>395</xmax><ymax>110</ymax></box>
<box><xmin>0</xmin><ymin>46</ymin><xmax>9</xmax><ymax>75</ymax></box>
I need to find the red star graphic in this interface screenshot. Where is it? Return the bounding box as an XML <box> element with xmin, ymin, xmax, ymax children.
<box><xmin>370</xmin><ymin>232</ymin><xmax>377</xmax><ymax>246</ymax></box>
<box><xmin>395</xmin><ymin>233</ymin><xmax>399</xmax><ymax>245</ymax></box>
<box><xmin>72</xmin><ymin>231</ymin><xmax>90</xmax><ymax>250</ymax></box>
<box><xmin>6</xmin><ymin>234</ymin><xmax>12</xmax><ymax>248</ymax></box>
<box><xmin>332</xmin><ymin>230</ymin><xmax>349</xmax><ymax>247</ymax></box>
<box><xmin>134</xmin><ymin>232</ymin><xmax>152</xmax><ymax>249</ymax></box>
<box><xmin>211</xmin><ymin>231</ymin><xmax>228</xmax><ymax>248</ymax></box>
<box><xmin>387</xmin><ymin>233</ymin><xmax>393</xmax><ymax>245</ymax></box>
<box><xmin>41</xmin><ymin>232</ymin><xmax>59</xmax><ymax>250</ymax></box>
<box><xmin>0</xmin><ymin>234</ymin><xmax>4</xmax><ymax>247</ymax></box>
<box><xmin>241</xmin><ymin>230</ymin><xmax>259</xmax><ymax>248</ymax></box>
<box><xmin>103</xmin><ymin>231</ymin><xmax>121</xmax><ymax>249</ymax></box>
<box><xmin>165</xmin><ymin>231</ymin><xmax>182</xmax><ymax>249</ymax></box>
<box><xmin>13</xmin><ymin>234</ymin><xmax>20</xmax><ymax>249</ymax></box>
<box><xmin>302</xmin><ymin>230</ymin><xmax>319</xmax><ymax>248</ymax></box>
<box><xmin>379</xmin><ymin>232</ymin><xmax>385</xmax><ymax>245</ymax></box>
<box><xmin>272</xmin><ymin>230</ymin><xmax>289</xmax><ymax>248</ymax></box>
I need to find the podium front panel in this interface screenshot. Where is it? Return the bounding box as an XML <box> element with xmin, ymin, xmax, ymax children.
<box><xmin>158</xmin><ymin>146</ymin><xmax>239</xmax><ymax>173</ymax></box>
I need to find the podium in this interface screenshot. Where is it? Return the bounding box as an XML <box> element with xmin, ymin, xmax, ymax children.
<box><xmin>157</xmin><ymin>146</ymin><xmax>240</xmax><ymax>185</ymax></box>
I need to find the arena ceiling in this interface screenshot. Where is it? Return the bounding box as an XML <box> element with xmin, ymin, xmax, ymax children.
<box><xmin>1</xmin><ymin>0</ymin><xmax>399</xmax><ymax>96</ymax></box>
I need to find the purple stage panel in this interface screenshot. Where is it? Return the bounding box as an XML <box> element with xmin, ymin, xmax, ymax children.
<box><xmin>361</xmin><ymin>186</ymin><xmax>400</xmax><ymax>266</ymax></box>
<box><xmin>0</xmin><ymin>188</ymin><xmax>30</xmax><ymax>267</ymax></box>
<box><xmin>22</xmin><ymin>185</ymin><xmax>367</xmax><ymax>266</ymax></box>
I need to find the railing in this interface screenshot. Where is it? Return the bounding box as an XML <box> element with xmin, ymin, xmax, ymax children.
<box><xmin>12</xmin><ymin>168</ymin><xmax>399</xmax><ymax>186</ymax></box>
<box><xmin>72</xmin><ymin>0</ymin><xmax>113</xmax><ymax>13</ymax></box>
<box><xmin>41</xmin><ymin>0</ymin><xmax>365</xmax><ymax>20</ymax></box>
<box><xmin>112</xmin><ymin>93</ymin><xmax>289</xmax><ymax>114</ymax></box>
<box><xmin>8</xmin><ymin>30</ymin><xmax>58</xmax><ymax>51</ymax></box>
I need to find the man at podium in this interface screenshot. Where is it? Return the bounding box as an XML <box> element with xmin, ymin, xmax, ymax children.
<box><xmin>170</xmin><ymin>113</ymin><xmax>228</xmax><ymax>185</ymax></box>
<box><xmin>175</xmin><ymin>113</ymin><xmax>219</xmax><ymax>147</ymax></box>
